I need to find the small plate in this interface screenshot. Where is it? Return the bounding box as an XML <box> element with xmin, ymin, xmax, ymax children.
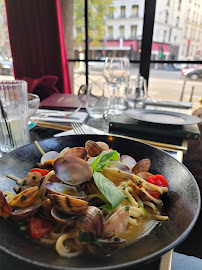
<box><xmin>125</xmin><ymin>109</ymin><xmax>202</xmax><ymax>126</ymax></box>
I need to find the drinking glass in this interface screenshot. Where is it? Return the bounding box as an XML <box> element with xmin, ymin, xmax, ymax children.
<box><xmin>103</xmin><ymin>57</ymin><xmax>127</xmax><ymax>115</ymax></box>
<box><xmin>126</xmin><ymin>75</ymin><xmax>148</xmax><ymax>109</ymax></box>
<box><xmin>28</xmin><ymin>93</ymin><xmax>40</xmax><ymax>118</ymax></box>
<box><xmin>86</xmin><ymin>83</ymin><xmax>111</xmax><ymax>119</ymax></box>
<box><xmin>0</xmin><ymin>80</ymin><xmax>30</xmax><ymax>153</ymax></box>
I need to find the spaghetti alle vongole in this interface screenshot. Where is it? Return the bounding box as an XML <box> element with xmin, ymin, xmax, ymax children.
<box><xmin>0</xmin><ymin>139</ymin><xmax>169</xmax><ymax>258</ymax></box>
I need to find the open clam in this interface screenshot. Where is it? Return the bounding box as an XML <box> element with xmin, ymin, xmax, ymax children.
<box><xmin>11</xmin><ymin>201</ymin><xmax>41</xmax><ymax>222</ymax></box>
<box><xmin>54</xmin><ymin>156</ymin><xmax>93</xmax><ymax>185</ymax></box>
<box><xmin>120</xmin><ymin>155</ymin><xmax>137</xmax><ymax>170</ymax></box>
<box><xmin>51</xmin><ymin>206</ymin><xmax>77</xmax><ymax>224</ymax></box>
<box><xmin>0</xmin><ymin>190</ymin><xmax>12</xmax><ymax>218</ymax></box>
<box><xmin>103</xmin><ymin>207</ymin><xmax>129</xmax><ymax>238</ymax></box>
<box><xmin>85</xmin><ymin>140</ymin><xmax>103</xmax><ymax>157</ymax></box>
<box><xmin>8</xmin><ymin>186</ymin><xmax>39</xmax><ymax>208</ymax></box>
<box><xmin>45</xmin><ymin>182</ymin><xmax>86</xmax><ymax>198</ymax></box>
<box><xmin>101</xmin><ymin>167</ymin><xmax>134</xmax><ymax>185</ymax></box>
<box><xmin>48</xmin><ymin>193</ymin><xmax>88</xmax><ymax>215</ymax></box>
<box><xmin>76</xmin><ymin>206</ymin><xmax>104</xmax><ymax>237</ymax></box>
<box><xmin>63</xmin><ymin>147</ymin><xmax>87</xmax><ymax>160</ymax></box>
<box><xmin>41</xmin><ymin>151</ymin><xmax>59</xmax><ymax>165</ymax></box>
<box><xmin>132</xmin><ymin>158</ymin><xmax>151</xmax><ymax>174</ymax></box>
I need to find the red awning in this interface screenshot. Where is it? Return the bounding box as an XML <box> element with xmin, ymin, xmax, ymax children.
<box><xmin>105</xmin><ymin>40</ymin><xmax>137</xmax><ymax>51</ymax></box>
<box><xmin>152</xmin><ymin>42</ymin><xmax>169</xmax><ymax>53</ymax></box>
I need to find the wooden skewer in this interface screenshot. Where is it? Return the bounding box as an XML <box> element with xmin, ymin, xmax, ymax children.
<box><xmin>36</xmin><ymin>121</ymin><xmax>72</xmax><ymax>131</ymax></box>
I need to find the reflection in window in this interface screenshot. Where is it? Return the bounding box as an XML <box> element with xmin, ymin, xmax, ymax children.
<box><xmin>119</xmin><ymin>25</ymin><xmax>124</xmax><ymax>38</ymax></box>
<box><xmin>120</xmin><ymin>6</ymin><xmax>126</xmax><ymax>18</ymax></box>
<box><xmin>132</xmin><ymin>5</ymin><xmax>138</xmax><ymax>17</ymax></box>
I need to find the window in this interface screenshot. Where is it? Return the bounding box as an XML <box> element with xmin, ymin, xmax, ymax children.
<box><xmin>107</xmin><ymin>26</ymin><xmax>113</xmax><ymax>39</ymax></box>
<box><xmin>178</xmin><ymin>0</ymin><xmax>182</xmax><ymax>11</ymax></box>
<box><xmin>131</xmin><ymin>25</ymin><xmax>137</xmax><ymax>38</ymax></box>
<box><xmin>176</xmin><ymin>16</ymin><xmax>180</xmax><ymax>27</ymax></box>
<box><xmin>119</xmin><ymin>26</ymin><xmax>124</xmax><ymax>38</ymax></box>
<box><xmin>120</xmin><ymin>6</ymin><xmax>126</xmax><ymax>18</ymax></box>
<box><xmin>132</xmin><ymin>5</ymin><xmax>138</xmax><ymax>17</ymax></box>
<box><xmin>163</xmin><ymin>30</ymin><xmax>167</xmax><ymax>42</ymax></box>
<box><xmin>165</xmin><ymin>12</ymin><xmax>169</xmax><ymax>23</ymax></box>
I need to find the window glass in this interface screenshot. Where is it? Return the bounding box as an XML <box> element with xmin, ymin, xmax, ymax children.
<box><xmin>0</xmin><ymin>1</ymin><xmax>13</xmax><ymax>78</ymax></box>
<box><xmin>149</xmin><ymin>0</ymin><xmax>202</xmax><ymax>110</ymax></box>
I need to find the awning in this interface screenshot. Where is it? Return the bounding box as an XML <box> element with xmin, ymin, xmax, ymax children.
<box><xmin>105</xmin><ymin>40</ymin><xmax>137</xmax><ymax>51</ymax></box>
<box><xmin>152</xmin><ymin>42</ymin><xmax>169</xmax><ymax>53</ymax></box>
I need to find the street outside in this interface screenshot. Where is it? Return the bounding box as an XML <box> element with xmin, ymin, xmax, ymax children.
<box><xmin>1</xmin><ymin>68</ymin><xmax>201</xmax><ymax>111</ymax></box>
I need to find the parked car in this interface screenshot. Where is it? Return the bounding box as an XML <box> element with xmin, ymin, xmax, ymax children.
<box><xmin>0</xmin><ymin>56</ymin><xmax>13</xmax><ymax>75</ymax></box>
<box><xmin>88</xmin><ymin>57</ymin><xmax>106</xmax><ymax>71</ymax></box>
<box><xmin>181</xmin><ymin>65</ymin><xmax>202</xmax><ymax>80</ymax></box>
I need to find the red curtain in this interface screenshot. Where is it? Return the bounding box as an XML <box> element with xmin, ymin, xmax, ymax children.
<box><xmin>5</xmin><ymin>0</ymin><xmax>72</xmax><ymax>98</ymax></box>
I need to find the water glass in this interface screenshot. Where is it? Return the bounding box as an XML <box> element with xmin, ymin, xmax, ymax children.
<box><xmin>0</xmin><ymin>80</ymin><xmax>30</xmax><ymax>153</ymax></box>
<box><xmin>86</xmin><ymin>83</ymin><xmax>111</xmax><ymax>119</ymax></box>
<box><xmin>28</xmin><ymin>93</ymin><xmax>40</xmax><ymax>118</ymax></box>
<box><xmin>126</xmin><ymin>76</ymin><xmax>148</xmax><ymax>109</ymax></box>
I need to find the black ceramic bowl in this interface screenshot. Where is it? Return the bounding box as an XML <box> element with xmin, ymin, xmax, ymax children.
<box><xmin>0</xmin><ymin>135</ymin><xmax>200</xmax><ymax>270</ymax></box>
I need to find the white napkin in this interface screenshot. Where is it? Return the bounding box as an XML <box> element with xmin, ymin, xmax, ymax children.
<box><xmin>30</xmin><ymin>109</ymin><xmax>88</xmax><ymax>123</ymax></box>
<box><xmin>54</xmin><ymin>124</ymin><xmax>107</xmax><ymax>137</ymax></box>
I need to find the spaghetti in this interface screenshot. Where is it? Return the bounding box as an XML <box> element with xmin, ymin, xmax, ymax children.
<box><xmin>0</xmin><ymin>139</ymin><xmax>169</xmax><ymax>258</ymax></box>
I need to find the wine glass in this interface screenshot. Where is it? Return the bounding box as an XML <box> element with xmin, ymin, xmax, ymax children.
<box><xmin>103</xmin><ymin>57</ymin><xmax>127</xmax><ymax>115</ymax></box>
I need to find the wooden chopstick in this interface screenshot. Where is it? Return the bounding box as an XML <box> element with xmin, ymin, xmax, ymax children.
<box><xmin>109</xmin><ymin>133</ymin><xmax>187</xmax><ymax>153</ymax></box>
<box><xmin>36</xmin><ymin>121</ymin><xmax>72</xmax><ymax>131</ymax></box>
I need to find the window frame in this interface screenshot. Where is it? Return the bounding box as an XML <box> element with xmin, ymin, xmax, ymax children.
<box><xmin>68</xmin><ymin>0</ymin><xmax>202</xmax><ymax>88</ymax></box>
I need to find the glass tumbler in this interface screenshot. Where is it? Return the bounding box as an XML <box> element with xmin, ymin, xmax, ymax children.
<box><xmin>126</xmin><ymin>76</ymin><xmax>148</xmax><ymax>109</ymax></box>
<box><xmin>0</xmin><ymin>80</ymin><xmax>30</xmax><ymax>153</ymax></box>
<box><xmin>86</xmin><ymin>83</ymin><xmax>111</xmax><ymax>119</ymax></box>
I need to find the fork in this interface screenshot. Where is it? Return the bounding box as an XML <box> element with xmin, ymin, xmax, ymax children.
<box><xmin>71</xmin><ymin>123</ymin><xmax>85</xmax><ymax>134</ymax></box>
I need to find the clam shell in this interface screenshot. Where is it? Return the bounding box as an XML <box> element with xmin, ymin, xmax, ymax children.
<box><xmin>96</xmin><ymin>141</ymin><xmax>109</xmax><ymax>150</ymax></box>
<box><xmin>45</xmin><ymin>182</ymin><xmax>86</xmax><ymax>199</ymax></box>
<box><xmin>41</xmin><ymin>151</ymin><xmax>59</xmax><ymax>165</ymax></box>
<box><xmin>20</xmin><ymin>172</ymin><xmax>42</xmax><ymax>189</ymax></box>
<box><xmin>48</xmin><ymin>193</ymin><xmax>88</xmax><ymax>215</ymax></box>
<box><xmin>137</xmin><ymin>172</ymin><xmax>153</xmax><ymax>180</ymax></box>
<box><xmin>51</xmin><ymin>206</ymin><xmax>77</xmax><ymax>224</ymax></box>
<box><xmin>87</xmin><ymin>238</ymin><xmax>126</xmax><ymax>256</ymax></box>
<box><xmin>0</xmin><ymin>190</ymin><xmax>12</xmax><ymax>218</ymax></box>
<box><xmin>120</xmin><ymin>155</ymin><xmax>137</xmax><ymax>169</ymax></box>
<box><xmin>63</xmin><ymin>147</ymin><xmax>87</xmax><ymax>160</ymax></box>
<box><xmin>54</xmin><ymin>156</ymin><xmax>93</xmax><ymax>185</ymax></box>
<box><xmin>132</xmin><ymin>158</ymin><xmax>151</xmax><ymax>174</ymax></box>
<box><xmin>103</xmin><ymin>207</ymin><xmax>129</xmax><ymax>238</ymax></box>
<box><xmin>56</xmin><ymin>147</ymin><xmax>70</xmax><ymax>159</ymax></box>
<box><xmin>85</xmin><ymin>140</ymin><xmax>103</xmax><ymax>157</ymax></box>
<box><xmin>8</xmin><ymin>186</ymin><xmax>39</xmax><ymax>208</ymax></box>
<box><xmin>101</xmin><ymin>167</ymin><xmax>134</xmax><ymax>185</ymax></box>
<box><xmin>11</xmin><ymin>201</ymin><xmax>41</xmax><ymax>222</ymax></box>
<box><xmin>77</xmin><ymin>206</ymin><xmax>103</xmax><ymax>237</ymax></box>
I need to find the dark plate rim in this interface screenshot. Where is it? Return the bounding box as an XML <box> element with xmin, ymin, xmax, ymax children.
<box><xmin>0</xmin><ymin>135</ymin><xmax>201</xmax><ymax>270</ymax></box>
<box><xmin>125</xmin><ymin>109</ymin><xmax>202</xmax><ymax>126</ymax></box>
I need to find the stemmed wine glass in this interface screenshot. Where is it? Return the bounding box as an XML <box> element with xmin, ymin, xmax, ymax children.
<box><xmin>103</xmin><ymin>57</ymin><xmax>129</xmax><ymax>115</ymax></box>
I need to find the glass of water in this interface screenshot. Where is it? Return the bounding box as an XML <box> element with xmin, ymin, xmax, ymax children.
<box><xmin>86</xmin><ymin>83</ymin><xmax>111</xmax><ymax>119</ymax></box>
<box><xmin>0</xmin><ymin>80</ymin><xmax>30</xmax><ymax>153</ymax></box>
<box><xmin>126</xmin><ymin>75</ymin><xmax>148</xmax><ymax>109</ymax></box>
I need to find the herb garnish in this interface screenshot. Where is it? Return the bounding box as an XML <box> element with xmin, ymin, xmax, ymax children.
<box><xmin>20</xmin><ymin>195</ymin><xmax>27</xmax><ymax>201</ymax></box>
<box><xmin>79</xmin><ymin>231</ymin><xmax>102</xmax><ymax>246</ymax></box>
<box><xmin>93</xmin><ymin>172</ymin><xmax>125</xmax><ymax>211</ymax></box>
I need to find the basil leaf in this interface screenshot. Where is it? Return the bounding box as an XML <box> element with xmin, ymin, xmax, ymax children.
<box><xmin>90</xmin><ymin>150</ymin><xmax>119</xmax><ymax>172</ymax></box>
<box><xmin>93</xmin><ymin>172</ymin><xmax>125</xmax><ymax>210</ymax></box>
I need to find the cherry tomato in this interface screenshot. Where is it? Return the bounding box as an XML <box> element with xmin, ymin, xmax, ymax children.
<box><xmin>29</xmin><ymin>168</ymin><xmax>50</xmax><ymax>176</ymax></box>
<box><xmin>29</xmin><ymin>216</ymin><xmax>54</xmax><ymax>239</ymax></box>
<box><xmin>147</xmin><ymin>174</ymin><xmax>168</xmax><ymax>187</ymax></box>
<box><xmin>147</xmin><ymin>190</ymin><xmax>161</xmax><ymax>199</ymax></box>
